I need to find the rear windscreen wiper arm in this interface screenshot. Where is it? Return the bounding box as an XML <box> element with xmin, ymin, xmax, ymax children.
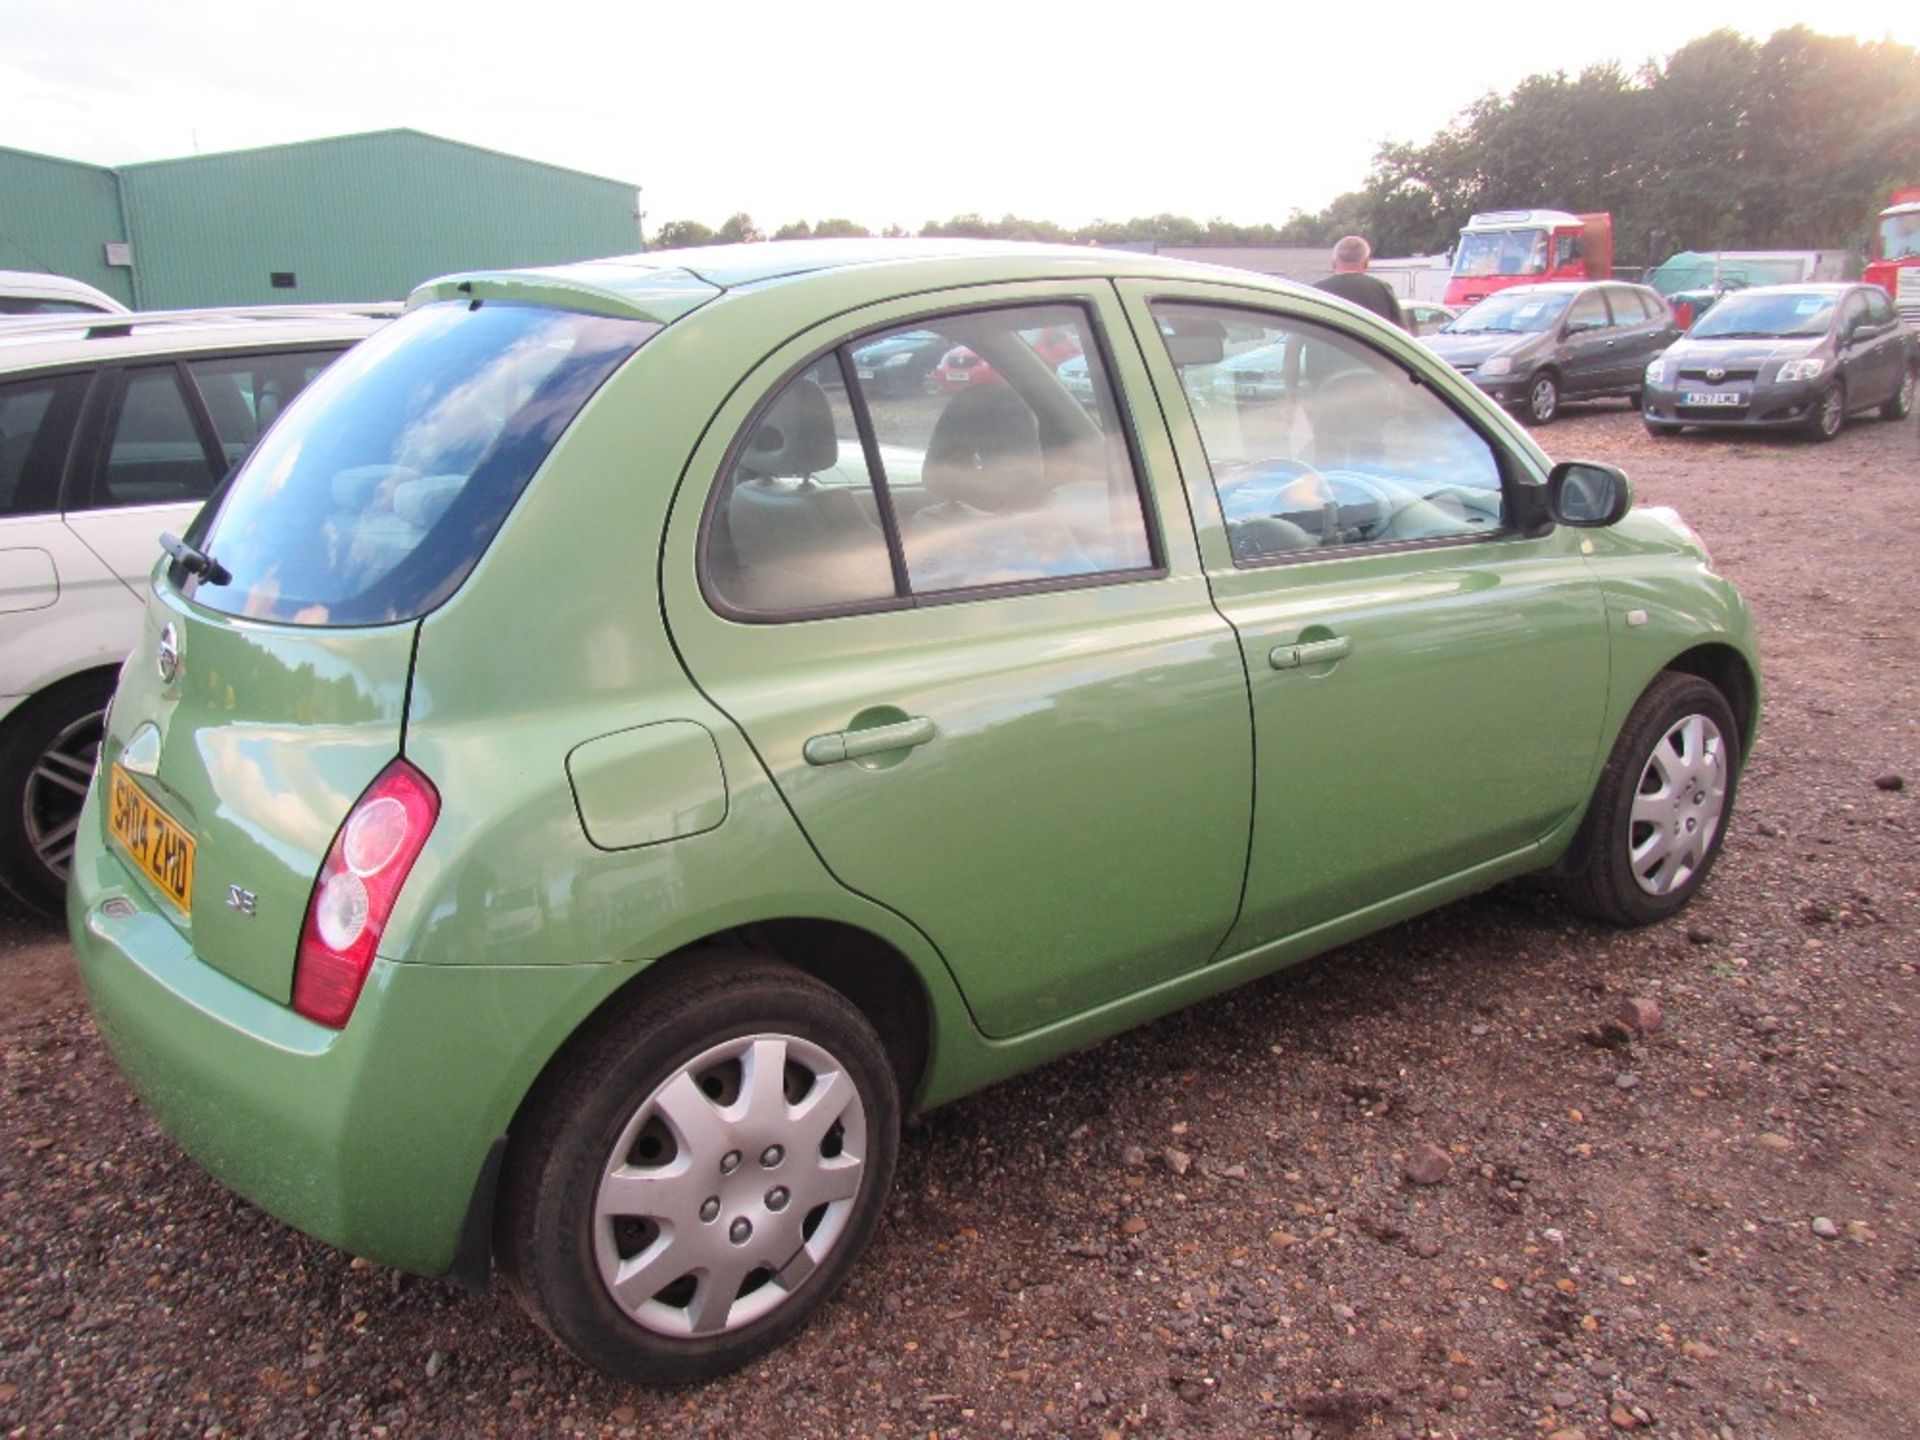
<box><xmin>159</xmin><ymin>532</ymin><xmax>232</xmax><ymax>586</ymax></box>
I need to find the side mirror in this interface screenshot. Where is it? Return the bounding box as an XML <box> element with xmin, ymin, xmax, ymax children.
<box><xmin>1548</xmin><ymin>460</ymin><xmax>1632</xmax><ymax>526</ymax></box>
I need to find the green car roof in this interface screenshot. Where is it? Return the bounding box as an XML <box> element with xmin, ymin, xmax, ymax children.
<box><xmin>408</xmin><ymin>239</ymin><xmax>1262</xmax><ymax>325</ymax></box>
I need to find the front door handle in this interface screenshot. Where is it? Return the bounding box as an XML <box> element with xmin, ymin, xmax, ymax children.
<box><xmin>804</xmin><ymin>716</ymin><xmax>937</xmax><ymax>766</ymax></box>
<box><xmin>1269</xmin><ymin>636</ymin><xmax>1352</xmax><ymax>670</ymax></box>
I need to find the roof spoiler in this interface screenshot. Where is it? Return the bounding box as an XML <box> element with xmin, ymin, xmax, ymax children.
<box><xmin>0</xmin><ymin>301</ymin><xmax>402</xmax><ymax>341</ymax></box>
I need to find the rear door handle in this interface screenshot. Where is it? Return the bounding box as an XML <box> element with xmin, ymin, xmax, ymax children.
<box><xmin>804</xmin><ymin>716</ymin><xmax>937</xmax><ymax>766</ymax></box>
<box><xmin>1269</xmin><ymin>636</ymin><xmax>1352</xmax><ymax>670</ymax></box>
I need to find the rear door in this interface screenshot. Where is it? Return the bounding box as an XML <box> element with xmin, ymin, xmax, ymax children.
<box><xmin>664</xmin><ymin>282</ymin><xmax>1254</xmax><ymax>1039</ymax></box>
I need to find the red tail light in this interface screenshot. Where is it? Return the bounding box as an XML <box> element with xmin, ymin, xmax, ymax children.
<box><xmin>292</xmin><ymin>759</ymin><xmax>439</xmax><ymax>1029</ymax></box>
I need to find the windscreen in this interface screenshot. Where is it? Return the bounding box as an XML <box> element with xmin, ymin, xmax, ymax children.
<box><xmin>1688</xmin><ymin>292</ymin><xmax>1835</xmax><ymax>339</ymax></box>
<box><xmin>1453</xmin><ymin>228</ymin><xmax>1548</xmax><ymax>279</ymax></box>
<box><xmin>187</xmin><ymin>301</ymin><xmax>657</xmax><ymax>626</ymax></box>
<box><xmin>1446</xmin><ymin>290</ymin><xmax>1570</xmax><ymax>335</ymax></box>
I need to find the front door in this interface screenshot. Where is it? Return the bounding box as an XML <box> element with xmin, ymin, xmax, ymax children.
<box><xmin>663</xmin><ymin>284</ymin><xmax>1254</xmax><ymax>1038</ymax></box>
<box><xmin>1124</xmin><ymin>283</ymin><xmax>1611</xmax><ymax>953</ymax></box>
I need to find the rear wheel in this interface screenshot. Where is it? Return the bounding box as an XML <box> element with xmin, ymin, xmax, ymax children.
<box><xmin>1883</xmin><ymin>366</ymin><xmax>1915</xmax><ymax>421</ymax></box>
<box><xmin>1560</xmin><ymin>673</ymin><xmax>1738</xmax><ymax>927</ymax></box>
<box><xmin>0</xmin><ymin>673</ymin><xmax>116</xmax><ymax>916</ymax></box>
<box><xmin>1522</xmin><ymin>371</ymin><xmax>1560</xmax><ymax>426</ymax></box>
<box><xmin>498</xmin><ymin>958</ymin><xmax>900</xmax><ymax>1383</ymax></box>
<box><xmin>1806</xmin><ymin>380</ymin><xmax>1846</xmax><ymax>441</ymax></box>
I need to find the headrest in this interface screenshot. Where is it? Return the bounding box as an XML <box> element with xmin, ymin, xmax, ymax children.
<box><xmin>738</xmin><ymin>377</ymin><xmax>839</xmax><ymax>479</ymax></box>
<box><xmin>922</xmin><ymin>387</ymin><xmax>1046</xmax><ymax>513</ymax></box>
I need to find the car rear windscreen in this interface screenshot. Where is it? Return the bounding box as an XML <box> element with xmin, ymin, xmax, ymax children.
<box><xmin>186</xmin><ymin>301</ymin><xmax>657</xmax><ymax>626</ymax></box>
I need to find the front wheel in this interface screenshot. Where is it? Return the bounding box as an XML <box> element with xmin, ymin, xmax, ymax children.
<box><xmin>498</xmin><ymin>958</ymin><xmax>900</xmax><ymax>1383</ymax></box>
<box><xmin>1883</xmin><ymin>366</ymin><xmax>1915</xmax><ymax>421</ymax></box>
<box><xmin>1643</xmin><ymin>418</ymin><xmax>1681</xmax><ymax>437</ymax></box>
<box><xmin>1522</xmin><ymin>371</ymin><xmax>1560</xmax><ymax>426</ymax></box>
<box><xmin>0</xmin><ymin>673</ymin><xmax>116</xmax><ymax>915</ymax></box>
<box><xmin>1559</xmin><ymin>673</ymin><xmax>1739</xmax><ymax>927</ymax></box>
<box><xmin>1806</xmin><ymin>380</ymin><xmax>1846</xmax><ymax>441</ymax></box>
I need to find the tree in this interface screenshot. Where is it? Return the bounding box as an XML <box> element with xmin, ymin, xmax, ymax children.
<box><xmin>716</xmin><ymin>212</ymin><xmax>761</xmax><ymax>244</ymax></box>
<box><xmin>649</xmin><ymin>219</ymin><xmax>715</xmax><ymax>250</ymax></box>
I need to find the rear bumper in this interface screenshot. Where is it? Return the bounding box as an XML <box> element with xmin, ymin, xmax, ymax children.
<box><xmin>68</xmin><ymin>786</ymin><xmax>614</xmax><ymax>1276</ymax></box>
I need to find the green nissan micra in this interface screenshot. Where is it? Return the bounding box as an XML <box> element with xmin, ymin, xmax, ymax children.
<box><xmin>68</xmin><ymin>240</ymin><xmax>1757</xmax><ymax>1382</ymax></box>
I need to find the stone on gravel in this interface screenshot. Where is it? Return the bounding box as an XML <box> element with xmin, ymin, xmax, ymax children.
<box><xmin>1872</xmin><ymin>773</ymin><xmax>1905</xmax><ymax>792</ymax></box>
<box><xmin>1811</xmin><ymin>1217</ymin><xmax>1839</xmax><ymax>1240</ymax></box>
<box><xmin>1163</xmin><ymin>1147</ymin><xmax>1192</xmax><ymax>1176</ymax></box>
<box><xmin>1404</xmin><ymin>1144</ymin><xmax>1452</xmax><ymax>1185</ymax></box>
<box><xmin>1121</xmin><ymin>1144</ymin><xmax>1146</xmax><ymax>1168</ymax></box>
<box><xmin>1616</xmin><ymin>997</ymin><xmax>1662</xmax><ymax>1035</ymax></box>
<box><xmin>1615</xmin><ymin>1072</ymin><xmax>1639</xmax><ymax>1091</ymax></box>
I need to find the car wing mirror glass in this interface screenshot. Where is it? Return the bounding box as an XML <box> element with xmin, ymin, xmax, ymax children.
<box><xmin>1547</xmin><ymin>460</ymin><xmax>1632</xmax><ymax>527</ymax></box>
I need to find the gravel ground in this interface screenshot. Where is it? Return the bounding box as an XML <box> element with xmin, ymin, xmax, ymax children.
<box><xmin>3</xmin><ymin>401</ymin><xmax>1916</xmax><ymax>1439</ymax></box>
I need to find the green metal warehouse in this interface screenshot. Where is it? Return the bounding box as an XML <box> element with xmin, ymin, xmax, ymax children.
<box><xmin>0</xmin><ymin>129</ymin><xmax>642</xmax><ymax>309</ymax></box>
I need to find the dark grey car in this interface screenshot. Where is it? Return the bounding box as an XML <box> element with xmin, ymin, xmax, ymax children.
<box><xmin>1423</xmin><ymin>282</ymin><xmax>1679</xmax><ymax>425</ymax></box>
<box><xmin>1641</xmin><ymin>284</ymin><xmax>1917</xmax><ymax>441</ymax></box>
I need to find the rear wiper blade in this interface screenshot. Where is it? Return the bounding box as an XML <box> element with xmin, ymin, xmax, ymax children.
<box><xmin>159</xmin><ymin>532</ymin><xmax>232</xmax><ymax>586</ymax></box>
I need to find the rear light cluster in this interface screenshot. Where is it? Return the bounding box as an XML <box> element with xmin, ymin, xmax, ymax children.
<box><xmin>292</xmin><ymin>759</ymin><xmax>439</xmax><ymax>1029</ymax></box>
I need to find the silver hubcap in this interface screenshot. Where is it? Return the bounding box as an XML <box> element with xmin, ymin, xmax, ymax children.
<box><xmin>1628</xmin><ymin>713</ymin><xmax>1728</xmax><ymax>896</ymax></box>
<box><xmin>25</xmin><ymin>706</ymin><xmax>105</xmax><ymax>881</ymax></box>
<box><xmin>593</xmin><ymin>1033</ymin><xmax>866</xmax><ymax>1338</ymax></box>
<box><xmin>1531</xmin><ymin>378</ymin><xmax>1556</xmax><ymax>420</ymax></box>
<box><xmin>1899</xmin><ymin>371</ymin><xmax>1915</xmax><ymax>414</ymax></box>
<box><xmin>1820</xmin><ymin>388</ymin><xmax>1843</xmax><ymax>434</ymax></box>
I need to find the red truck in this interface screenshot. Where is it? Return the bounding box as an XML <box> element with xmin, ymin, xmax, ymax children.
<box><xmin>1443</xmin><ymin>210</ymin><xmax>1614</xmax><ymax>308</ymax></box>
<box><xmin>1864</xmin><ymin>186</ymin><xmax>1920</xmax><ymax>332</ymax></box>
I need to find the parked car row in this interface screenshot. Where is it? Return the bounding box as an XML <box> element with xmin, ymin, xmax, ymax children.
<box><xmin>64</xmin><ymin>238</ymin><xmax>1760</xmax><ymax>1386</ymax></box>
<box><xmin>1419</xmin><ymin>280</ymin><xmax>1916</xmax><ymax>440</ymax></box>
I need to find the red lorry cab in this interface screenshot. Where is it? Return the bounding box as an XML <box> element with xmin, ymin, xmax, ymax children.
<box><xmin>1865</xmin><ymin>186</ymin><xmax>1920</xmax><ymax>332</ymax></box>
<box><xmin>1444</xmin><ymin>210</ymin><xmax>1614</xmax><ymax>308</ymax></box>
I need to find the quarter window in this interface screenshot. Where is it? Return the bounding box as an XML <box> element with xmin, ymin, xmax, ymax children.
<box><xmin>1150</xmin><ymin>303</ymin><xmax>1506</xmax><ymax>565</ymax></box>
<box><xmin>706</xmin><ymin>304</ymin><xmax>1155</xmax><ymax>616</ymax></box>
<box><xmin>0</xmin><ymin>374</ymin><xmax>86</xmax><ymax>517</ymax></box>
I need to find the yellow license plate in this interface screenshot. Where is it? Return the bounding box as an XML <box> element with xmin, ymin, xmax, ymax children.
<box><xmin>108</xmin><ymin>764</ymin><xmax>195</xmax><ymax>913</ymax></box>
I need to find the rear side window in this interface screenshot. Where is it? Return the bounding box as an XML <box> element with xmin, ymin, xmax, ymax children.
<box><xmin>98</xmin><ymin>366</ymin><xmax>221</xmax><ymax>506</ymax></box>
<box><xmin>0</xmin><ymin>374</ymin><xmax>86</xmax><ymax>517</ymax></box>
<box><xmin>705</xmin><ymin>302</ymin><xmax>1155</xmax><ymax>617</ymax></box>
<box><xmin>190</xmin><ymin>303</ymin><xmax>656</xmax><ymax>626</ymax></box>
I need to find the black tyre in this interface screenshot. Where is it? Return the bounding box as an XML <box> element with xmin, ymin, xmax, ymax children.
<box><xmin>1883</xmin><ymin>366</ymin><xmax>1915</xmax><ymax>421</ymax></box>
<box><xmin>1806</xmin><ymin>380</ymin><xmax>1846</xmax><ymax>441</ymax></box>
<box><xmin>1522</xmin><ymin>370</ymin><xmax>1560</xmax><ymax>426</ymax></box>
<box><xmin>498</xmin><ymin>956</ymin><xmax>901</xmax><ymax>1383</ymax></box>
<box><xmin>1559</xmin><ymin>673</ymin><xmax>1739</xmax><ymax>927</ymax></box>
<box><xmin>0</xmin><ymin>672</ymin><xmax>116</xmax><ymax>915</ymax></box>
<box><xmin>1643</xmin><ymin>418</ymin><xmax>1681</xmax><ymax>437</ymax></box>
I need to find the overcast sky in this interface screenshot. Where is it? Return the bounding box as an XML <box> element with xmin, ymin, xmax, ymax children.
<box><xmin>2</xmin><ymin>1</ymin><xmax>1913</xmax><ymax>235</ymax></box>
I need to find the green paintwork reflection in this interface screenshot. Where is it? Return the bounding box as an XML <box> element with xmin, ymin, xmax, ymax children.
<box><xmin>567</xmin><ymin>721</ymin><xmax>728</xmax><ymax>851</ymax></box>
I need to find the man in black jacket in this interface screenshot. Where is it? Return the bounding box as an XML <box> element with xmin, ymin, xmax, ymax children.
<box><xmin>1315</xmin><ymin>236</ymin><xmax>1406</xmax><ymax>330</ymax></box>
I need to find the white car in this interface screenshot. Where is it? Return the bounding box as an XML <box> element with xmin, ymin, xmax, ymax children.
<box><xmin>0</xmin><ymin>270</ymin><xmax>130</xmax><ymax>318</ymax></box>
<box><xmin>0</xmin><ymin>305</ymin><xmax>392</xmax><ymax>911</ymax></box>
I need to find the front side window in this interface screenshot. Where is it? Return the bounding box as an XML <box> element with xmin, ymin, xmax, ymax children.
<box><xmin>191</xmin><ymin>303</ymin><xmax>656</xmax><ymax>626</ymax></box>
<box><xmin>1152</xmin><ymin>303</ymin><xmax>1505</xmax><ymax>565</ymax></box>
<box><xmin>1565</xmin><ymin>291</ymin><xmax>1611</xmax><ymax>332</ymax></box>
<box><xmin>705</xmin><ymin>303</ymin><xmax>1155</xmax><ymax>616</ymax></box>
